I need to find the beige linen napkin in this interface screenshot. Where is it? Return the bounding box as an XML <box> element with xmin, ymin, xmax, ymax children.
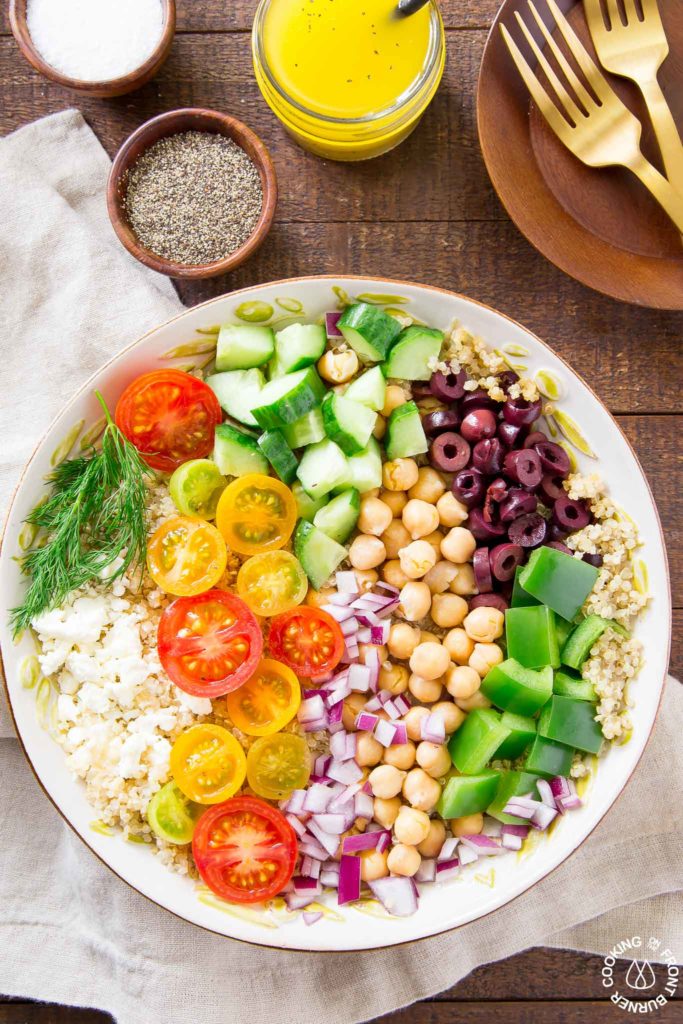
<box><xmin>0</xmin><ymin>111</ymin><xmax>681</xmax><ymax>1023</ymax></box>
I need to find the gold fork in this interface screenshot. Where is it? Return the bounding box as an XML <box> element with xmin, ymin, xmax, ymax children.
<box><xmin>584</xmin><ymin>0</ymin><xmax>683</xmax><ymax>189</ymax></box>
<box><xmin>501</xmin><ymin>0</ymin><xmax>683</xmax><ymax>233</ymax></box>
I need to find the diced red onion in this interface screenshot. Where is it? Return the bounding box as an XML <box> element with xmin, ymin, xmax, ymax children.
<box><xmin>312</xmin><ymin>813</ymin><xmax>348</xmax><ymax>835</ymax></box>
<box><xmin>355</xmin><ymin>711</ymin><xmax>379</xmax><ymax>732</ymax></box>
<box><xmin>435</xmin><ymin>859</ymin><xmax>460</xmax><ymax>882</ymax></box>
<box><xmin>557</xmin><ymin>793</ymin><xmax>582</xmax><ymax>812</ymax></box>
<box><xmin>392</xmin><ymin>722</ymin><xmax>408</xmax><ymax>745</ymax></box>
<box><xmin>355</xmin><ymin>610</ymin><xmax>381</xmax><ymax>629</ymax></box>
<box><xmin>326</xmin><ymin>591</ymin><xmax>355</xmax><ymax>606</ymax></box>
<box><xmin>292</xmin><ymin>876</ymin><xmax>322</xmax><ymax>895</ymax></box>
<box><xmin>327</xmin><ymin>759</ymin><xmax>363</xmax><ymax>785</ymax></box>
<box><xmin>328</xmin><ymin>783</ymin><xmax>361</xmax><ymax>810</ymax></box>
<box><xmin>376</xmin><ymin>830</ymin><xmax>392</xmax><ymax>854</ymax></box>
<box><xmin>348</xmin><ymin>663</ymin><xmax>372</xmax><ymax>692</ymax></box>
<box><xmin>303</xmin><ymin>688</ymin><xmax>326</xmax><ymax>699</ymax></box>
<box><xmin>459</xmin><ymin>834</ymin><xmax>505</xmax><ymax>856</ymax></box>
<box><xmin>501</xmin><ymin>833</ymin><xmax>523</xmax><ymax>851</ymax></box>
<box><xmin>326</xmin><ymin>679</ymin><xmax>351</xmax><ymax>705</ymax></box>
<box><xmin>335</xmin><ymin>570</ymin><xmax>359</xmax><ymax>593</ymax></box>
<box><xmin>530</xmin><ymin>802</ymin><xmax>558</xmax><ymax>830</ymax></box>
<box><xmin>501</xmin><ymin>823</ymin><xmax>529</xmax><ymax>839</ymax></box>
<box><xmin>392</xmin><ymin>694</ymin><xmax>411</xmax><ymax>716</ymax></box>
<box><xmin>341</xmin><ymin>831</ymin><xmax>381</xmax><ymax>854</ymax></box>
<box><xmin>383</xmin><ymin>700</ymin><xmax>401</xmax><ymax>721</ymax></box>
<box><xmin>302</xmin><ymin>783</ymin><xmax>332</xmax><ymax>813</ymax></box>
<box><xmin>549</xmin><ymin>775</ymin><xmax>572</xmax><ymax>799</ymax></box>
<box><xmin>457</xmin><ymin>844</ymin><xmax>478</xmax><ymax>866</ymax></box>
<box><xmin>326</xmin><ymin>311</ymin><xmax>343</xmax><ymax>339</ymax></box>
<box><xmin>368</xmin><ymin>876</ymin><xmax>419</xmax><ymax>916</ymax></box>
<box><xmin>341</xmin><ymin>616</ymin><xmax>360</xmax><ymax>636</ymax></box>
<box><xmin>354</xmin><ymin>790</ymin><xmax>374</xmax><ymax>820</ymax></box>
<box><xmin>303</xmin><ymin>911</ymin><xmax>323</xmax><ymax>926</ymax></box>
<box><xmin>314</xmin><ymin>754</ymin><xmax>331</xmax><ymax>777</ymax></box>
<box><xmin>337</xmin><ymin>855</ymin><xmax>361</xmax><ymax>904</ymax></box>
<box><xmin>376</xmin><ymin>581</ymin><xmax>399</xmax><ymax>596</ymax></box>
<box><xmin>300</xmin><ymin>855</ymin><xmax>321</xmax><ymax>879</ymax></box>
<box><xmin>360</xmin><ymin>646</ymin><xmax>380</xmax><ymax>691</ymax></box>
<box><xmin>536</xmin><ymin>778</ymin><xmax>556</xmax><ymax>807</ymax></box>
<box><xmin>420</xmin><ymin>713</ymin><xmax>446</xmax><ymax>744</ymax></box>
<box><xmin>298</xmin><ymin>695</ymin><xmax>326</xmax><ymax>723</ymax></box>
<box><xmin>370</xmin><ymin>623</ymin><xmax>390</xmax><ymax>645</ymax></box>
<box><xmin>437</xmin><ymin>837</ymin><xmax>459</xmax><ymax>862</ymax></box>
<box><xmin>286</xmin><ymin>814</ymin><xmax>306</xmax><ymax>838</ymax></box>
<box><xmin>502</xmin><ymin>796</ymin><xmax>538</xmax><ymax>820</ymax></box>
<box><xmin>283</xmin><ymin>789</ymin><xmax>307</xmax><ymax>814</ymax></box>
<box><xmin>329</xmin><ymin>730</ymin><xmax>356</xmax><ymax>762</ymax></box>
<box><xmin>328</xmin><ymin>700</ymin><xmax>343</xmax><ymax>725</ymax></box>
<box><xmin>307</xmin><ymin>821</ymin><xmax>341</xmax><ymax>857</ymax></box>
<box><xmin>299</xmin><ymin>839</ymin><xmax>330</xmax><ymax>861</ymax></box>
<box><xmin>415</xmin><ymin>858</ymin><xmax>437</xmax><ymax>883</ymax></box>
<box><xmin>285</xmin><ymin>891</ymin><xmax>317</xmax><ymax>911</ymax></box>
<box><xmin>322</xmin><ymin>604</ymin><xmax>357</xmax><ymax>623</ymax></box>
<box><xmin>320</xmin><ymin>863</ymin><xmax>340</xmax><ymax>888</ymax></box>
<box><xmin>482</xmin><ymin>817</ymin><xmax>502</xmax><ymax>837</ymax></box>
<box><xmin>374</xmin><ymin>718</ymin><xmax>397</xmax><ymax>747</ymax></box>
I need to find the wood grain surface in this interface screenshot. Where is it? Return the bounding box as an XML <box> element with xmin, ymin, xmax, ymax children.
<box><xmin>0</xmin><ymin>0</ymin><xmax>681</xmax><ymax>1021</ymax></box>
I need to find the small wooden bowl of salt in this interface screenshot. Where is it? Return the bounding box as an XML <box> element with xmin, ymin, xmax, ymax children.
<box><xmin>9</xmin><ymin>0</ymin><xmax>176</xmax><ymax>98</ymax></box>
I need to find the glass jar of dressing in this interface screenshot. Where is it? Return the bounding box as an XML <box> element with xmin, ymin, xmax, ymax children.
<box><xmin>252</xmin><ymin>0</ymin><xmax>446</xmax><ymax>162</ymax></box>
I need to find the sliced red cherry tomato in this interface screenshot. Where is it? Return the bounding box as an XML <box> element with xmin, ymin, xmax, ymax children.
<box><xmin>158</xmin><ymin>590</ymin><xmax>263</xmax><ymax>698</ymax></box>
<box><xmin>268</xmin><ymin>606</ymin><xmax>344</xmax><ymax>678</ymax></box>
<box><xmin>192</xmin><ymin>796</ymin><xmax>297</xmax><ymax>904</ymax></box>
<box><xmin>115</xmin><ymin>369</ymin><xmax>222</xmax><ymax>472</ymax></box>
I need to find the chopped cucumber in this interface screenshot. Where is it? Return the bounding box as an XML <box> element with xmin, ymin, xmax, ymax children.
<box><xmin>344</xmin><ymin>365</ymin><xmax>387</xmax><ymax>412</ymax></box>
<box><xmin>382</xmin><ymin>325</ymin><xmax>444</xmax><ymax>381</ymax></box>
<box><xmin>313</xmin><ymin>489</ymin><xmax>360</xmax><ymax>544</ymax></box>
<box><xmin>322</xmin><ymin>392</ymin><xmax>377</xmax><ymax>456</ymax></box>
<box><xmin>292</xmin><ymin>481</ymin><xmax>327</xmax><ymax>521</ymax></box>
<box><xmin>294</xmin><ymin>520</ymin><xmax>348</xmax><ymax>591</ymax></box>
<box><xmin>257</xmin><ymin>430</ymin><xmax>298</xmax><ymax>484</ymax></box>
<box><xmin>206</xmin><ymin>368</ymin><xmax>265</xmax><ymax>428</ymax></box>
<box><xmin>252</xmin><ymin>366</ymin><xmax>326</xmax><ymax>429</ymax></box>
<box><xmin>385</xmin><ymin>401</ymin><xmax>428</xmax><ymax>459</ymax></box>
<box><xmin>213</xmin><ymin>423</ymin><xmax>269</xmax><ymax>477</ymax></box>
<box><xmin>296</xmin><ymin>438</ymin><xmax>349</xmax><ymax>501</ymax></box>
<box><xmin>282</xmin><ymin>407</ymin><xmax>326</xmax><ymax>449</ymax></box>
<box><xmin>271</xmin><ymin>323</ymin><xmax>326</xmax><ymax>375</ymax></box>
<box><xmin>216</xmin><ymin>324</ymin><xmax>275</xmax><ymax>371</ymax></box>
<box><xmin>337</xmin><ymin>303</ymin><xmax>402</xmax><ymax>363</ymax></box>
<box><xmin>334</xmin><ymin>437</ymin><xmax>383</xmax><ymax>495</ymax></box>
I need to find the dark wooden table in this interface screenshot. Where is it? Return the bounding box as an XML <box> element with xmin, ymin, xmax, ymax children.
<box><xmin>1</xmin><ymin>2</ymin><xmax>681</xmax><ymax>1021</ymax></box>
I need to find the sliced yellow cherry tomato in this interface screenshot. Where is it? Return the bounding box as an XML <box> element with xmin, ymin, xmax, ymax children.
<box><xmin>215</xmin><ymin>474</ymin><xmax>297</xmax><ymax>556</ymax></box>
<box><xmin>246</xmin><ymin>733</ymin><xmax>311</xmax><ymax>801</ymax></box>
<box><xmin>147</xmin><ymin>515</ymin><xmax>227</xmax><ymax>596</ymax></box>
<box><xmin>225</xmin><ymin>659</ymin><xmax>302</xmax><ymax>737</ymax></box>
<box><xmin>236</xmin><ymin>550</ymin><xmax>308</xmax><ymax>617</ymax></box>
<box><xmin>171</xmin><ymin>724</ymin><xmax>247</xmax><ymax>804</ymax></box>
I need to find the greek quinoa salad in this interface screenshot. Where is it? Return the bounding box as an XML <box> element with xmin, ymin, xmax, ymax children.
<box><xmin>12</xmin><ymin>302</ymin><xmax>648</xmax><ymax>921</ymax></box>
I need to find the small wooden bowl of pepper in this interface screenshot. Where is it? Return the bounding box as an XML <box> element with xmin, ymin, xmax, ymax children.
<box><xmin>107</xmin><ymin>109</ymin><xmax>278</xmax><ymax>279</ymax></box>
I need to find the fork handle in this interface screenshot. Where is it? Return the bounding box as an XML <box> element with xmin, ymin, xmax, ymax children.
<box><xmin>626</xmin><ymin>152</ymin><xmax>683</xmax><ymax>234</ymax></box>
<box><xmin>639</xmin><ymin>77</ymin><xmax>683</xmax><ymax>193</ymax></box>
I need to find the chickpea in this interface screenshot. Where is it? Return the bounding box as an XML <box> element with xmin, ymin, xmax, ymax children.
<box><xmin>360</xmin><ymin>847</ymin><xmax>389</xmax><ymax>882</ymax></box>
<box><xmin>382</xmin><ymin>384</ymin><xmax>407</xmax><ymax>418</ymax></box>
<box><xmin>387</xmin><ymin>844</ymin><xmax>421</xmax><ymax>877</ymax></box>
<box><xmin>440</xmin><ymin>526</ymin><xmax>477</xmax><ymax>564</ymax></box>
<box><xmin>431</xmin><ymin>593</ymin><xmax>468</xmax><ymax>629</ymax></box>
<box><xmin>317</xmin><ymin>348</ymin><xmax>359</xmax><ymax>384</ymax></box>
<box><xmin>380</xmin><ymin>489</ymin><xmax>407</xmax><ymax>517</ymax></box>
<box><xmin>430</xmin><ymin>700</ymin><xmax>466</xmax><ymax>735</ymax></box>
<box><xmin>443</xmin><ymin>627</ymin><xmax>475</xmax><ymax>665</ymax></box>
<box><xmin>305</xmin><ymin>586</ymin><xmax>335</xmax><ymax>609</ymax></box>
<box><xmin>408</xmin><ymin>672</ymin><xmax>443</xmax><ymax>703</ymax></box>
<box><xmin>456</xmin><ymin>690</ymin><xmax>492</xmax><ymax>711</ymax></box>
<box><xmin>423</xmin><ymin>530</ymin><xmax>445</xmax><ymax>560</ymax></box>
<box><xmin>450</xmin><ymin>563</ymin><xmax>477</xmax><ymax>596</ymax></box>
<box><xmin>402</xmin><ymin>767</ymin><xmax>442</xmax><ymax>812</ymax></box>
<box><xmin>384</xmin><ymin>740</ymin><xmax>416</xmax><ymax>771</ymax></box>
<box><xmin>358</xmin><ymin>496</ymin><xmax>393</xmax><ymax>537</ymax></box>
<box><xmin>398</xmin><ymin>540</ymin><xmax>437</xmax><ymax>580</ymax></box>
<box><xmin>382</xmin><ymin>559</ymin><xmax>410</xmax><ymax>590</ymax></box>
<box><xmin>403</xmin><ymin>705</ymin><xmax>430</xmax><ymax>742</ymax></box>
<box><xmin>360</xmin><ymin>642</ymin><xmax>388</xmax><ymax>665</ymax></box>
<box><xmin>451</xmin><ymin>813</ymin><xmax>484</xmax><ymax>837</ymax></box>
<box><xmin>372</xmin><ymin>415</ymin><xmax>386</xmax><ymax>440</ymax></box>
<box><xmin>399</xmin><ymin>581</ymin><xmax>432</xmax><ymax>622</ymax></box>
<box><xmin>379</xmin><ymin>661</ymin><xmax>409</xmax><ymax>695</ymax></box>
<box><xmin>424</xmin><ymin>560</ymin><xmax>459</xmax><ymax>595</ymax></box>
<box><xmin>348</xmin><ymin>534</ymin><xmax>386</xmax><ymax>571</ymax></box>
<box><xmin>394</xmin><ymin>806</ymin><xmax>431</xmax><ymax>846</ymax></box>
<box><xmin>436</xmin><ymin>491</ymin><xmax>469</xmax><ymax>528</ymax></box>
<box><xmin>368</xmin><ymin>764</ymin><xmax>405</xmax><ymax>799</ymax></box>
<box><xmin>420</xmin><ymin>630</ymin><xmax>440</xmax><ymax>644</ymax></box>
<box><xmin>401</xmin><ymin>498</ymin><xmax>440</xmax><ymax>541</ymax></box>
<box><xmin>417</xmin><ymin>819</ymin><xmax>447</xmax><ymax>858</ymax></box>
<box><xmin>342</xmin><ymin>693</ymin><xmax>368</xmax><ymax>731</ymax></box>
<box><xmin>416</xmin><ymin>741</ymin><xmax>452</xmax><ymax>779</ymax></box>
<box><xmin>387</xmin><ymin>621</ymin><xmax>421</xmax><ymax>660</ymax></box>
<box><xmin>354</xmin><ymin>568</ymin><xmax>379</xmax><ymax>593</ymax></box>
<box><xmin>381</xmin><ymin>519</ymin><xmax>412</xmax><ymax>559</ymax></box>
<box><xmin>469</xmin><ymin>642</ymin><xmax>504</xmax><ymax>677</ymax></box>
<box><xmin>409</xmin><ymin>641</ymin><xmax>451</xmax><ymax>680</ymax></box>
<box><xmin>445</xmin><ymin>665</ymin><xmax>481</xmax><ymax>700</ymax></box>
<box><xmin>463</xmin><ymin>606</ymin><xmax>505</xmax><ymax>644</ymax></box>
<box><xmin>408</xmin><ymin>466</ymin><xmax>446</xmax><ymax>504</ymax></box>
<box><xmin>355</xmin><ymin>732</ymin><xmax>384</xmax><ymax>767</ymax></box>
<box><xmin>382</xmin><ymin>458</ymin><xmax>419</xmax><ymax>492</ymax></box>
<box><xmin>373</xmin><ymin>796</ymin><xmax>401</xmax><ymax>829</ymax></box>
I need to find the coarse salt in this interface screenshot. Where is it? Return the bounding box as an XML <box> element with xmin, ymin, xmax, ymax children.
<box><xmin>26</xmin><ymin>0</ymin><xmax>164</xmax><ymax>83</ymax></box>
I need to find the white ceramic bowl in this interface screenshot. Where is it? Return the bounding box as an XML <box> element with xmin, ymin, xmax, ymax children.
<box><xmin>0</xmin><ymin>277</ymin><xmax>671</xmax><ymax>951</ymax></box>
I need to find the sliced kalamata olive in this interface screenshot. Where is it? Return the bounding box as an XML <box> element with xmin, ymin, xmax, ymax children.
<box><xmin>538</xmin><ymin>474</ymin><xmax>566</xmax><ymax>505</ymax></box>
<box><xmin>430</xmin><ymin>370</ymin><xmax>467</xmax><ymax>401</ymax></box>
<box><xmin>503</xmin><ymin>396</ymin><xmax>543</xmax><ymax>427</ymax></box>
<box><xmin>549</xmin><ymin>522</ymin><xmax>569</xmax><ymax>542</ymax></box>
<box><xmin>411</xmin><ymin>382</ymin><xmax>434</xmax><ymax>400</ymax></box>
<box><xmin>472</xmin><ymin>437</ymin><xmax>505</xmax><ymax>475</ymax></box>
<box><xmin>430</xmin><ymin>432</ymin><xmax>470</xmax><ymax>472</ymax></box>
<box><xmin>533</xmin><ymin>441</ymin><xmax>571</xmax><ymax>477</ymax></box>
<box><xmin>523</xmin><ymin>430</ymin><xmax>548</xmax><ymax>449</ymax></box>
<box><xmin>483</xmin><ymin>477</ymin><xmax>508</xmax><ymax>524</ymax></box>
<box><xmin>490</xmin><ymin>542</ymin><xmax>524</xmax><ymax>581</ymax></box>
<box><xmin>582</xmin><ymin>552</ymin><xmax>603</xmax><ymax>567</ymax></box>
<box><xmin>473</xmin><ymin>548</ymin><xmax>493</xmax><ymax>593</ymax></box>
<box><xmin>497</xmin><ymin>370</ymin><xmax>519</xmax><ymax>394</ymax></box>
<box><xmin>460</xmin><ymin>388</ymin><xmax>500</xmax><ymax>414</ymax></box>
<box><xmin>452</xmin><ymin>468</ymin><xmax>486</xmax><ymax>507</ymax></box>
<box><xmin>553</xmin><ymin>496</ymin><xmax>591</xmax><ymax>531</ymax></box>
<box><xmin>499</xmin><ymin>487</ymin><xmax>537</xmax><ymax>523</ymax></box>
<box><xmin>422</xmin><ymin>409</ymin><xmax>460</xmax><ymax>437</ymax></box>
<box><xmin>498</xmin><ymin>421</ymin><xmax>527</xmax><ymax>448</ymax></box>
<box><xmin>503</xmin><ymin>448</ymin><xmax>543</xmax><ymax>489</ymax></box>
<box><xmin>508</xmin><ymin>512</ymin><xmax>548</xmax><ymax>548</ymax></box>
<box><xmin>546</xmin><ymin>541</ymin><xmax>572</xmax><ymax>555</ymax></box>
<box><xmin>469</xmin><ymin>592</ymin><xmax>509</xmax><ymax>613</ymax></box>
<box><xmin>460</xmin><ymin>408</ymin><xmax>498</xmax><ymax>443</ymax></box>
<box><xmin>468</xmin><ymin>507</ymin><xmax>506</xmax><ymax>543</ymax></box>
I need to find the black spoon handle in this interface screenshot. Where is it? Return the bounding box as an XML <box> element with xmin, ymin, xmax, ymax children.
<box><xmin>396</xmin><ymin>0</ymin><xmax>431</xmax><ymax>14</ymax></box>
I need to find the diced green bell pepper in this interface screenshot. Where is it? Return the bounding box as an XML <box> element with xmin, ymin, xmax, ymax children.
<box><xmin>487</xmin><ymin>770</ymin><xmax>540</xmax><ymax>824</ymax></box>
<box><xmin>448</xmin><ymin>709</ymin><xmax>511</xmax><ymax>775</ymax></box>
<box><xmin>494</xmin><ymin>711</ymin><xmax>537</xmax><ymax>759</ymax></box>
<box><xmin>553</xmin><ymin>670</ymin><xmax>597</xmax><ymax>702</ymax></box>
<box><xmin>506</xmin><ymin>605</ymin><xmax>560</xmax><ymax>669</ymax></box>
<box><xmin>524</xmin><ymin>735</ymin><xmax>574</xmax><ymax>778</ymax></box>
<box><xmin>481</xmin><ymin>659</ymin><xmax>553</xmax><ymax>716</ymax></box>
<box><xmin>519</xmin><ymin>546</ymin><xmax>599</xmax><ymax>621</ymax></box>
<box><xmin>437</xmin><ymin>770</ymin><xmax>501</xmax><ymax>819</ymax></box>
<box><xmin>554</xmin><ymin>614</ymin><xmax>577</xmax><ymax>649</ymax></box>
<box><xmin>511</xmin><ymin>566</ymin><xmax>541</xmax><ymax>608</ymax></box>
<box><xmin>538</xmin><ymin>695</ymin><xmax>603</xmax><ymax>754</ymax></box>
<box><xmin>561</xmin><ymin>614</ymin><xmax>610</xmax><ymax>670</ymax></box>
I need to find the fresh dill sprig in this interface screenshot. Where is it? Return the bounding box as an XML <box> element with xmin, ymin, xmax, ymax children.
<box><xmin>11</xmin><ymin>393</ymin><xmax>153</xmax><ymax>637</ymax></box>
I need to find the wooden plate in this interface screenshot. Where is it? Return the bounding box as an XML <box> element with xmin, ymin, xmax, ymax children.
<box><xmin>477</xmin><ymin>0</ymin><xmax>683</xmax><ymax>309</ymax></box>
